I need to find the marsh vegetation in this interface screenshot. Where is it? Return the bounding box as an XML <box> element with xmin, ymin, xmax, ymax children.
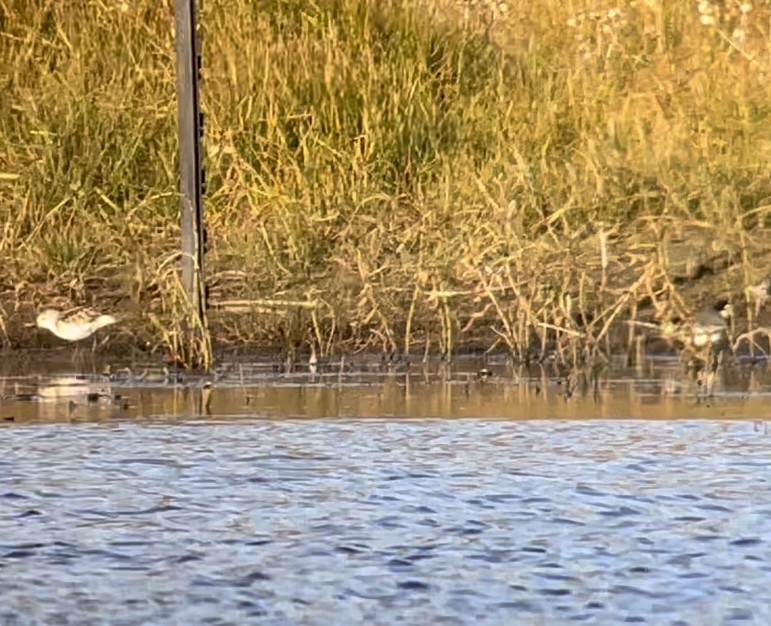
<box><xmin>1</xmin><ymin>0</ymin><xmax>770</xmax><ymax>364</ymax></box>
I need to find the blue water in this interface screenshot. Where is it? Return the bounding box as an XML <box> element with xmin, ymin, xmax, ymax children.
<box><xmin>2</xmin><ymin>419</ymin><xmax>770</xmax><ymax>625</ymax></box>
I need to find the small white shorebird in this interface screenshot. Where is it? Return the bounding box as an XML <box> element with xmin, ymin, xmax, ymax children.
<box><xmin>36</xmin><ymin>307</ymin><xmax>118</xmax><ymax>342</ymax></box>
<box><xmin>630</xmin><ymin>301</ymin><xmax>734</xmax><ymax>361</ymax></box>
<box><xmin>661</xmin><ymin>302</ymin><xmax>734</xmax><ymax>349</ymax></box>
<box><xmin>631</xmin><ymin>302</ymin><xmax>733</xmax><ymax>349</ymax></box>
<box><xmin>630</xmin><ymin>301</ymin><xmax>732</xmax><ymax>395</ymax></box>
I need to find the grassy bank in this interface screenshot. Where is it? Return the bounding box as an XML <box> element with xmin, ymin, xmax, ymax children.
<box><xmin>1</xmin><ymin>0</ymin><xmax>770</xmax><ymax>363</ymax></box>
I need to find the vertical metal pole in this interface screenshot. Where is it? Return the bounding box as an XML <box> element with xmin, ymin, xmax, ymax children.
<box><xmin>174</xmin><ymin>0</ymin><xmax>209</xmax><ymax>369</ymax></box>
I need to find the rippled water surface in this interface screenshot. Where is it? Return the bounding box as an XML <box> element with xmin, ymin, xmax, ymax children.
<box><xmin>2</xmin><ymin>356</ymin><xmax>771</xmax><ymax>624</ymax></box>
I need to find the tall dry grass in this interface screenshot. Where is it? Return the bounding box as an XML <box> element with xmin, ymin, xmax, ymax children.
<box><xmin>1</xmin><ymin>0</ymin><xmax>770</xmax><ymax>362</ymax></box>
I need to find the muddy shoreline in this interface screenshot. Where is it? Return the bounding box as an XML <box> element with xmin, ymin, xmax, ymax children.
<box><xmin>4</xmin><ymin>224</ymin><xmax>769</xmax><ymax>367</ymax></box>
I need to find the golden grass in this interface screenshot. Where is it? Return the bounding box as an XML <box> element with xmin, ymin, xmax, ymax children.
<box><xmin>1</xmin><ymin>0</ymin><xmax>771</xmax><ymax>364</ymax></box>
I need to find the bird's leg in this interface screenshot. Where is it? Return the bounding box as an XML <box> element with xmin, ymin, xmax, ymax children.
<box><xmin>72</xmin><ymin>343</ymin><xmax>83</xmax><ymax>367</ymax></box>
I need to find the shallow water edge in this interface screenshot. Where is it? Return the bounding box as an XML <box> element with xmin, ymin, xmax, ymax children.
<box><xmin>1</xmin><ymin>350</ymin><xmax>770</xmax><ymax>423</ymax></box>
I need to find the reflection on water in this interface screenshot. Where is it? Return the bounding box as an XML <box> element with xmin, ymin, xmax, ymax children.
<box><xmin>1</xmin><ymin>354</ymin><xmax>771</xmax><ymax>422</ymax></box>
<box><xmin>1</xmin><ymin>355</ymin><xmax>771</xmax><ymax>624</ymax></box>
<box><xmin>1</xmin><ymin>419</ymin><xmax>770</xmax><ymax>624</ymax></box>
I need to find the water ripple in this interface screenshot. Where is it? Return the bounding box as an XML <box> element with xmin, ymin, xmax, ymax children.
<box><xmin>0</xmin><ymin>420</ymin><xmax>770</xmax><ymax>624</ymax></box>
